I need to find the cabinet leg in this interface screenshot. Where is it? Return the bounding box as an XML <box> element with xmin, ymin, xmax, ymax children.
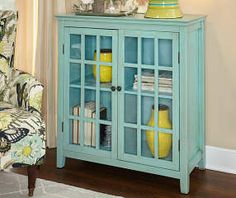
<box><xmin>198</xmin><ymin>159</ymin><xmax>206</xmax><ymax>170</ymax></box>
<box><xmin>180</xmin><ymin>174</ymin><xmax>190</xmax><ymax>194</ymax></box>
<box><xmin>57</xmin><ymin>153</ymin><xmax>65</xmax><ymax>168</ymax></box>
<box><xmin>198</xmin><ymin>152</ymin><xmax>206</xmax><ymax>170</ymax></box>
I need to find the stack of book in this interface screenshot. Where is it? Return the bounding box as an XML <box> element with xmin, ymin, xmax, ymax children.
<box><xmin>72</xmin><ymin>101</ymin><xmax>107</xmax><ymax>147</ymax></box>
<box><xmin>133</xmin><ymin>72</ymin><xmax>172</xmax><ymax>94</ymax></box>
<box><xmin>101</xmin><ymin>125</ymin><xmax>112</xmax><ymax>150</ymax></box>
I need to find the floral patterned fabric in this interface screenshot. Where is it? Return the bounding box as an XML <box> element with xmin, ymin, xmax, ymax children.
<box><xmin>0</xmin><ymin>11</ymin><xmax>46</xmax><ymax>169</ymax></box>
<box><xmin>0</xmin><ymin>10</ymin><xmax>17</xmax><ymax>102</ymax></box>
<box><xmin>0</xmin><ymin>10</ymin><xmax>16</xmax><ymax>73</ymax></box>
<box><xmin>1</xmin><ymin>69</ymin><xmax>44</xmax><ymax>113</ymax></box>
<box><xmin>0</xmin><ymin>101</ymin><xmax>46</xmax><ymax>168</ymax></box>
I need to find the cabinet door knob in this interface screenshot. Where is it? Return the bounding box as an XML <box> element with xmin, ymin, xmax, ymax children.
<box><xmin>117</xmin><ymin>86</ymin><xmax>122</xmax><ymax>92</ymax></box>
<box><xmin>111</xmin><ymin>86</ymin><xmax>116</xmax><ymax>92</ymax></box>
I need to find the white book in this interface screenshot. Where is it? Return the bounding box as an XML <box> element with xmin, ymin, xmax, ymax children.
<box><xmin>133</xmin><ymin>82</ymin><xmax>154</xmax><ymax>87</ymax></box>
<box><xmin>159</xmin><ymin>79</ymin><xmax>172</xmax><ymax>85</ymax></box>
<box><xmin>84</xmin><ymin>102</ymin><xmax>96</xmax><ymax>146</ymax></box>
<box><xmin>159</xmin><ymin>87</ymin><xmax>172</xmax><ymax>93</ymax></box>
<box><xmin>133</xmin><ymin>84</ymin><xmax>154</xmax><ymax>91</ymax></box>
<box><xmin>91</xmin><ymin>111</ymin><xmax>96</xmax><ymax>147</ymax></box>
<box><xmin>133</xmin><ymin>84</ymin><xmax>172</xmax><ymax>93</ymax></box>
<box><xmin>72</xmin><ymin>105</ymin><xmax>80</xmax><ymax>144</ymax></box>
<box><xmin>134</xmin><ymin>76</ymin><xmax>172</xmax><ymax>84</ymax></box>
<box><xmin>135</xmin><ymin>76</ymin><xmax>155</xmax><ymax>83</ymax></box>
<box><xmin>159</xmin><ymin>77</ymin><xmax>172</xmax><ymax>81</ymax></box>
<box><xmin>85</xmin><ymin>101</ymin><xmax>96</xmax><ymax>110</ymax></box>
<box><xmin>133</xmin><ymin>81</ymin><xmax>172</xmax><ymax>89</ymax></box>
<box><xmin>159</xmin><ymin>84</ymin><xmax>172</xmax><ymax>88</ymax></box>
<box><xmin>88</xmin><ymin>104</ymin><xmax>96</xmax><ymax>147</ymax></box>
<box><xmin>135</xmin><ymin>72</ymin><xmax>172</xmax><ymax>78</ymax></box>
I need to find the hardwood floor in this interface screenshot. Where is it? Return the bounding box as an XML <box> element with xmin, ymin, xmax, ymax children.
<box><xmin>12</xmin><ymin>149</ymin><xmax>236</xmax><ymax>198</ymax></box>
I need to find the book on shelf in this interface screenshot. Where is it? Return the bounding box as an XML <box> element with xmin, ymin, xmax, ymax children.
<box><xmin>72</xmin><ymin>101</ymin><xmax>108</xmax><ymax>147</ymax></box>
<box><xmin>84</xmin><ymin>101</ymin><xmax>107</xmax><ymax>147</ymax></box>
<box><xmin>134</xmin><ymin>75</ymin><xmax>155</xmax><ymax>83</ymax></box>
<box><xmin>102</xmin><ymin>125</ymin><xmax>112</xmax><ymax>150</ymax></box>
<box><xmin>72</xmin><ymin>105</ymin><xmax>80</xmax><ymax>145</ymax></box>
<box><xmin>84</xmin><ymin>102</ymin><xmax>96</xmax><ymax>146</ymax></box>
<box><xmin>134</xmin><ymin>78</ymin><xmax>172</xmax><ymax>86</ymax></box>
<box><xmin>133</xmin><ymin>85</ymin><xmax>172</xmax><ymax>93</ymax></box>
<box><xmin>91</xmin><ymin>107</ymin><xmax>107</xmax><ymax>147</ymax></box>
<box><xmin>134</xmin><ymin>74</ymin><xmax>172</xmax><ymax>84</ymax></box>
<box><xmin>133</xmin><ymin>72</ymin><xmax>173</xmax><ymax>94</ymax></box>
<box><xmin>91</xmin><ymin>111</ymin><xmax>96</xmax><ymax>147</ymax></box>
<box><xmin>134</xmin><ymin>72</ymin><xmax>172</xmax><ymax>82</ymax></box>
<box><xmin>159</xmin><ymin>79</ymin><xmax>172</xmax><ymax>86</ymax></box>
<box><xmin>133</xmin><ymin>82</ymin><xmax>172</xmax><ymax>92</ymax></box>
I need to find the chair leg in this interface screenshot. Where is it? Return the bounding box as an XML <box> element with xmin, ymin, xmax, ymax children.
<box><xmin>27</xmin><ymin>165</ymin><xmax>38</xmax><ymax>197</ymax></box>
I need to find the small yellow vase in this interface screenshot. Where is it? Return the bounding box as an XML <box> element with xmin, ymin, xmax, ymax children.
<box><xmin>93</xmin><ymin>49</ymin><xmax>112</xmax><ymax>83</ymax></box>
<box><xmin>145</xmin><ymin>0</ymin><xmax>183</xmax><ymax>19</ymax></box>
<box><xmin>146</xmin><ymin>105</ymin><xmax>172</xmax><ymax>158</ymax></box>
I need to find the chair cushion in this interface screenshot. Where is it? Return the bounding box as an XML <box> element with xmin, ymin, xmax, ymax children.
<box><xmin>0</xmin><ymin>72</ymin><xmax>7</xmax><ymax>96</ymax></box>
<box><xmin>0</xmin><ymin>10</ymin><xmax>17</xmax><ymax>75</ymax></box>
<box><xmin>0</xmin><ymin>101</ymin><xmax>46</xmax><ymax>168</ymax></box>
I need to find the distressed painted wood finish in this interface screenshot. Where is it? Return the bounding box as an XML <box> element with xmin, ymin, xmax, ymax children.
<box><xmin>56</xmin><ymin>14</ymin><xmax>206</xmax><ymax>194</ymax></box>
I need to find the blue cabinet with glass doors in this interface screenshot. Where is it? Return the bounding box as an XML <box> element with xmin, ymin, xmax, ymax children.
<box><xmin>56</xmin><ymin>14</ymin><xmax>206</xmax><ymax>194</ymax></box>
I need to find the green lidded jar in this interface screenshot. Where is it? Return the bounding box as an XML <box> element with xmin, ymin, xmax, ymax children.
<box><xmin>145</xmin><ymin>0</ymin><xmax>183</xmax><ymax>19</ymax></box>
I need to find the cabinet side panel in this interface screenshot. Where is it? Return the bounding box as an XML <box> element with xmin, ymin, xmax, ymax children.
<box><xmin>187</xmin><ymin>29</ymin><xmax>201</xmax><ymax>161</ymax></box>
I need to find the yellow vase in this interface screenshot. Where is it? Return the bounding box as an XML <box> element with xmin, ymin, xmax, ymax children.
<box><xmin>93</xmin><ymin>49</ymin><xmax>112</xmax><ymax>83</ymax></box>
<box><xmin>146</xmin><ymin>104</ymin><xmax>172</xmax><ymax>158</ymax></box>
<box><xmin>145</xmin><ymin>0</ymin><xmax>183</xmax><ymax>19</ymax></box>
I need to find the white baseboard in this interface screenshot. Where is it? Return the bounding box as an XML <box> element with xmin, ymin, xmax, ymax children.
<box><xmin>206</xmin><ymin>146</ymin><xmax>236</xmax><ymax>174</ymax></box>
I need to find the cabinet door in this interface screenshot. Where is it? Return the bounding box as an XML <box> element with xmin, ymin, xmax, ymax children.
<box><xmin>64</xmin><ymin>27</ymin><xmax>118</xmax><ymax>159</ymax></box>
<box><xmin>118</xmin><ymin>30</ymin><xmax>180</xmax><ymax>170</ymax></box>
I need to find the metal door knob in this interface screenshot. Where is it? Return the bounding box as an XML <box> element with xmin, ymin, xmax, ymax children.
<box><xmin>111</xmin><ymin>86</ymin><xmax>116</xmax><ymax>92</ymax></box>
<box><xmin>117</xmin><ymin>86</ymin><xmax>122</xmax><ymax>92</ymax></box>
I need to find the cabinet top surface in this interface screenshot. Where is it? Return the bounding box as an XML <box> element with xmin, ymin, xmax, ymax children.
<box><xmin>56</xmin><ymin>14</ymin><xmax>205</xmax><ymax>25</ymax></box>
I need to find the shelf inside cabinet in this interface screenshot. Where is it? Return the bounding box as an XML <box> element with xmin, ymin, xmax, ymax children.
<box><xmin>70</xmin><ymin>77</ymin><xmax>112</xmax><ymax>91</ymax></box>
<box><xmin>124</xmin><ymin>88</ymin><xmax>173</xmax><ymax>99</ymax></box>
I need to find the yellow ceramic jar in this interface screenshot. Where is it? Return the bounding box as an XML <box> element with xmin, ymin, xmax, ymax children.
<box><xmin>93</xmin><ymin>49</ymin><xmax>112</xmax><ymax>83</ymax></box>
<box><xmin>146</xmin><ymin>104</ymin><xmax>172</xmax><ymax>158</ymax></box>
<box><xmin>145</xmin><ymin>0</ymin><xmax>183</xmax><ymax>19</ymax></box>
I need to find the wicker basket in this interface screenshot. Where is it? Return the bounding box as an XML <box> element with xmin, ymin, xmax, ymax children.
<box><xmin>93</xmin><ymin>0</ymin><xmax>105</xmax><ymax>13</ymax></box>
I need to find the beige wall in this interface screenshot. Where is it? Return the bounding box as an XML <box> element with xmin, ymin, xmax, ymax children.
<box><xmin>15</xmin><ymin>0</ymin><xmax>36</xmax><ymax>74</ymax></box>
<box><xmin>179</xmin><ymin>0</ymin><xmax>236</xmax><ymax>150</ymax></box>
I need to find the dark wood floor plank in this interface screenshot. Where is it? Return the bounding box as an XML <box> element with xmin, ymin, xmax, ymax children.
<box><xmin>12</xmin><ymin>149</ymin><xmax>236</xmax><ymax>198</ymax></box>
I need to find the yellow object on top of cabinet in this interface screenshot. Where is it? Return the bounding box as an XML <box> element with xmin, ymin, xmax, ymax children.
<box><xmin>145</xmin><ymin>0</ymin><xmax>183</xmax><ymax>19</ymax></box>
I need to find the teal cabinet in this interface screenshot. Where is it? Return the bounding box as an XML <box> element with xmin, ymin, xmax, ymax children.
<box><xmin>57</xmin><ymin>14</ymin><xmax>206</xmax><ymax>194</ymax></box>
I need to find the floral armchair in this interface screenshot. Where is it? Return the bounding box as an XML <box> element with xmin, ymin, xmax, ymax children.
<box><xmin>0</xmin><ymin>11</ymin><xmax>46</xmax><ymax>196</ymax></box>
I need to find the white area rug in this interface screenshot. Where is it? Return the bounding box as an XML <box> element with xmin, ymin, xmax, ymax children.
<box><xmin>0</xmin><ymin>171</ymin><xmax>122</xmax><ymax>198</ymax></box>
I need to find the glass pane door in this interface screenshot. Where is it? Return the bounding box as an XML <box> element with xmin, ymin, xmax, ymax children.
<box><xmin>118</xmin><ymin>31</ymin><xmax>179</xmax><ymax>170</ymax></box>
<box><xmin>64</xmin><ymin>28</ymin><xmax>117</xmax><ymax>158</ymax></box>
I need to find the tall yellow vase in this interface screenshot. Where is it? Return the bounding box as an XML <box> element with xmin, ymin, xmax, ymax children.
<box><xmin>93</xmin><ymin>49</ymin><xmax>112</xmax><ymax>83</ymax></box>
<box><xmin>146</xmin><ymin>105</ymin><xmax>172</xmax><ymax>158</ymax></box>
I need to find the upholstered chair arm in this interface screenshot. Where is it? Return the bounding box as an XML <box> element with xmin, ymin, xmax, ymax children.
<box><xmin>2</xmin><ymin>69</ymin><xmax>44</xmax><ymax>114</ymax></box>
